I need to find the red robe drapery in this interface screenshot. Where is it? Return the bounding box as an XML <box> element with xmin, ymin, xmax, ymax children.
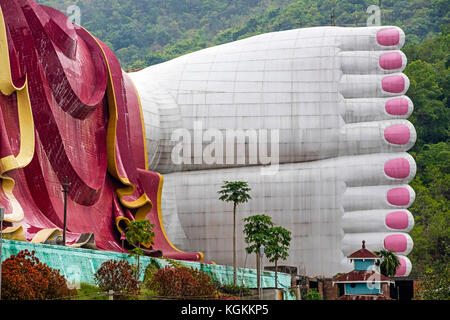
<box><xmin>0</xmin><ymin>0</ymin><xmax>202</xmax><ymax>262</ymax></box>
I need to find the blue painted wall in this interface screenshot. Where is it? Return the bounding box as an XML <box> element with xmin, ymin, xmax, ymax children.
<box><xmin>354</xmin><ymin>259</ymin><xmax>377</xmax><ymax>271</ymax></box>
<box><xmin>345</xmin><ymin>283</ymin><xmax>381</xmax><ymax>295</ymax></box>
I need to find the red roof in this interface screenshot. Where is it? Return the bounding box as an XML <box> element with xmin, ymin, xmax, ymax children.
<box><xmin>333</xmin><ymin>270</ymin><xmax>394</xmax><ymax>284</ymax></box>
<box><xmin>348</xmin><ymin>248</ymin><xmax>380</xmax><ymax>259</ymax></box>
<box><xmin>338</xmin><ymin>294</ymin><xmax>392</xmax><ymax>300</ymax></box>
<box><xmin>347</xmin><ymin>240</ymin><xmax>380</xmax><ymax>259</ymax></box>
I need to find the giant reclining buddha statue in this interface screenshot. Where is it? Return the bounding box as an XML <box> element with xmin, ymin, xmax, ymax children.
<box><xmin>0</xmin><ymin>0</ymin><xmax>415</xmax><ymax>277</ymax></box>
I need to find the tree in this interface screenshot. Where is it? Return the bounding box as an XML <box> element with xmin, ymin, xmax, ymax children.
<box><xmin>242</xmin><ymin>214</ymin><xmax>274</xmax><ymax>293</ymax></box>
<box><xmin>94</xmin><ymin>259</ymin><xmax>140</xmax><ymax>299</ymax></box>
<box><xmin>402</xmin><ymin>33</ymin><xmax>449</xmax><ymax>278</ymax></box>
<box><xmin>404</xmin><ymin>59</ymin><xmax>449</xmax><ymax>148</ymax></box>
<box><xmin>374</xmin><ymin>249</ymin><xmax>401</xmax><ymax>277</ymax></box>
<box><xmin>125</xmin><ymin>219</ymin><xmax>155</xmax><ymax>279</ymax></box>
<box><xmin>303</xmin><ymin>289</ymin><xmax>323</xmax><ymax>300</ymax></box>
<box><xmin>218</xmin><ymin>181</ymin><xmax>251</xmax><ymax>285</ymax></box>
<box><xmin>416</xmin><ymin>265</ymin><xmax>450</xmax><ymax>300</ymax></box>
<box><xmin>264</xmin><ymin>226</ymin><xmax>292</xmax><ymax>289</ymax></box>
<box><xmin>146</xmin><ymin>266</ymin><xmax>217</xmax><ymax>298</ymax></box>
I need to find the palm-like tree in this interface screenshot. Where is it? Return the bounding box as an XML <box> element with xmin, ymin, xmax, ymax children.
<box><xmin>374</xmin><ymin>249</ymin><xmax>401</xmax><ymax>277</ymax></box>
<box><xmin>243</xmin><ymin>214</ymin><xmax>274</xmax><ymax>292</ymax></box>
<box><xmin>218</xmin><ymin>181</ymin><xmax>251</xmax><ymax>284</ymax></box>
<box><xmin>265</xmin><ymin>226</ymin><xmax>292</xmax><ymax>289</ymax></box>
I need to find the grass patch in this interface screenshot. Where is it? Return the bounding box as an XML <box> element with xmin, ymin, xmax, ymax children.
<box><xmin>75</xmin><ymin>283</ymin><xmax>108</xmax><ymax>300</ymax></box>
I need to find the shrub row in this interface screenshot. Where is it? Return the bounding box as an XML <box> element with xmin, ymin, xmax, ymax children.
<box><xmin>1</xmin><ymin>250</ymin><xmax>76</xmax><ymax>300</ymax></box>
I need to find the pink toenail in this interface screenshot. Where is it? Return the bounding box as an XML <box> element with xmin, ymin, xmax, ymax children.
<box><xmin>382</xmin><ymin>75</ymin><xmax>405</xmax><ymax>93</ymax></box>
<box><xmin>384</xmin><ymin>158</ymin><xmax>410</xmax><ymax>179</ymax></box>
<box><xmin>386</xmin><ymin>98</ymin><xmax>409</xmax><ymax>115</ymax></box>
<box><xmin>395</xmin><ymin>258</ymin><xmax>407</xmax><ymax>276</ymax></box>
<box><xmin>386</xmin><ymin>211</ymin><xmax>409</xmax><ymax>230</ymax></box>
<box><xmin>384</xmin><ymin>124</ymin><xmax>410</xmax><ymax>145</ymax></box>
<box><xmin>379</xmin><ymin>52</ymin><xmax>403</xmax><ymax>70</ymax></box>
<box><xmin>377</xmin><ymin>28</ymin><xmax>400</xmax><ymax>46</ymax></box>
<box><xmin>384</xmin><ymin>234</ymin><xmax>407</xmax><ymax>252</ymax></box>
<box><xmin>387</xmin><ymin>188</ymin><xmax>410</xmax><ymax>206</ymax></box>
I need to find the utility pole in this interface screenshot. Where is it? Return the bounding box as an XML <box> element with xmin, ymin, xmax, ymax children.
<box><xmin>121</xmin><ymin>233</ymin><xmax>126</xmax><ymax>252</ymax></box>
<box><xmin>61</xmin><ymin>176</ymin><xmax>71</xmax><ymax>246</ymax></box>
<box><xmin>0</xmin><ymin>207</ymin><xmax>4</xmax><ymax>300</ymax></box>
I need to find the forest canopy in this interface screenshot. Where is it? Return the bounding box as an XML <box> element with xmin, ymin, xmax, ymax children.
<box><xmin>37</xmin><ymin>0</ymin><xmax>449</xmax><ymax>70</ymax></box>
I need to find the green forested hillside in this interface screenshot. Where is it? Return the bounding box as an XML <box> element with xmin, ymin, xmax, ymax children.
<box><xmin>403</xmin><ymin>33</ymin><xmax>449</xmax><ymax>277</ymax></box>
<box><xmin>36</xmin><ymin>0</ymin><xmax>296</xmax><ymax>69</ymax></box>
<box><xmin>37</xmin><ymin>0</ymin><xmax>449</xmax><ymax>70</ymax></box>
<box><xmin>35</xmin><ymin>0</ymin><xmax>449</xmax><ymax>279</ymax></box>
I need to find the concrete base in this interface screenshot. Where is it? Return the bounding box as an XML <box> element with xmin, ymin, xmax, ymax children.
<box><xmin>250</xmin><ymin>288</ymin><xmax>285</xmax><ymax>300</ymax></box>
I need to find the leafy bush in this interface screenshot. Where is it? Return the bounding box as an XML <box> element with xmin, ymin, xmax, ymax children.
<box><xmin>162</xmin><ymin>257</ymin><xmax>186</xmax><ymax>268</ymax></box>
<box><xmin>216</xmin><ymin>283</ymin><xmax>251</xmax><ymax>297</ymax></box>
<box><xmin>216</xmin><ymin>293</ymin><xmax>241</xmax><ymax>300</ymax></box>
<box><xmin>146</xmin><ymin>266</ymin><xmax>218</xmax><ymax>299</ymax></box>
<box><xmin>94</xmin><ymin>259</ymin><xmax>140</xmax><ymax>299</ymax></box>
<box><xmin>1</xmin><ymin>249</ymin><xmax>75</xmax><ymax>300</ymax></box>
<box><xmin>143</xmin><ymin>260</ymin><xmax>161</xmax><ymax>284</ymax></box>
<box><xmin>416</xmin><ymin>267</ymin><xmax>450</xmax><ymax>300</ymax></box>
<box><xmin>303</xmin><ymin>289</ymin><xmax>323</xmax><ymax>300</ymax></box>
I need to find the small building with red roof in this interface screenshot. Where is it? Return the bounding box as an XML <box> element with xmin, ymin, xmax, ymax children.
<box><xmin>333</xmin><ymin>241</ymin><xmax>394</xmax><ymax>300</ymax></box>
